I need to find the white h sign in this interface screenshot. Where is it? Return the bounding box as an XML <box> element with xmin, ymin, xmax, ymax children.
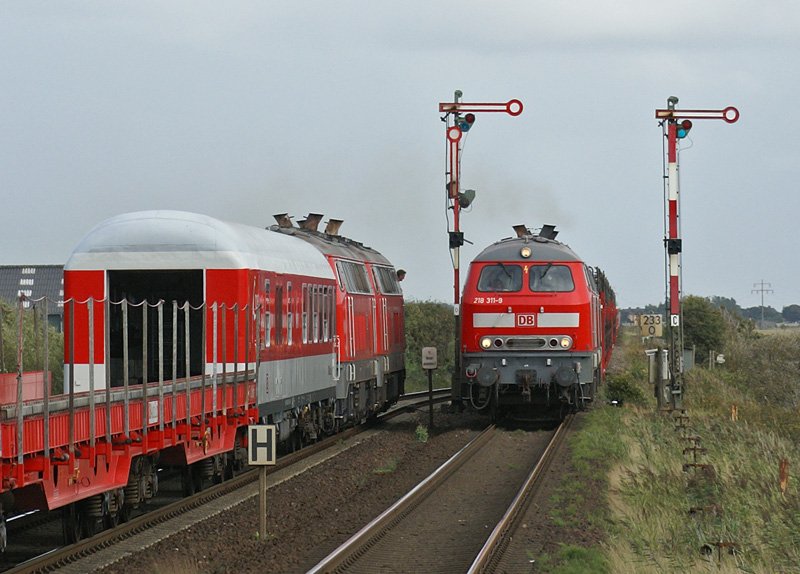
<box><xmin>248</xmin><ymin>425</ymin><xmax>277</xmax><ymax>466</ymax></box>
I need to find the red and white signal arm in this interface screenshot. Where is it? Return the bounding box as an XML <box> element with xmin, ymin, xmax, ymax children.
<box><xmin>248</xmin><ymin>424</ymin><xmax>277</xmax><ymax>466</ymax></box>
<box><xmin>517</xmin><ymin>313</ymin><xmax>536</xmax><ymax>326</ymax></box>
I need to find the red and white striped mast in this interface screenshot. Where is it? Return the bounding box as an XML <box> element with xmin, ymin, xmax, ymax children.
<box><xmin>438</xmin><ymin>91</ymin><xmax>523</xmax><ymax>407</ymax></box>
<box><xmin>655</xmin><ymin>96</ymin><xmax>739</xmax><ymax>409</ymax></box>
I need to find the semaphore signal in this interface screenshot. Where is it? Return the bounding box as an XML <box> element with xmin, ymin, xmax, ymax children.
<box><xmin>654</xmin><ymin>96</ymin><xmax>739</xmax><ymax>410</ymax></box>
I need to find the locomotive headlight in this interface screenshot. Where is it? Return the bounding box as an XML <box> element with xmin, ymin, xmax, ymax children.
<box><xmin>480</xmin><ymin>337</ymin><xmax>492</xmax><ymax>349</ymax></box>
<box><xmin>520</xmin><ymin>246</ymin><xmax>532</xmax><ymax>258</ymax></box>
<box><xmin>560</xmin><ymin>337</ymin><xmax>571</xmax><ymax>349</ymax></box>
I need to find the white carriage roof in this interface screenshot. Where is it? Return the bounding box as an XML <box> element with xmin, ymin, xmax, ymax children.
<box><xmin>65</xmin><ymin>210</ymin><xmax>335</xmax><ymax>279</ymax></box>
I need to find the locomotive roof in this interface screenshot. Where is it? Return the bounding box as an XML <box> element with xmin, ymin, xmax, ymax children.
<box><xmin>65</xmin><ymin>210</ymin><xmax>335</xmax><ymax>279</ymax></box>
<box><xmin>268</xmin><ymin>225</ymin><xmax>392</xmax><ymax>266</ymax></box>
<box><xmin>473</xmin><ymin>235</ymin><xmax>582</xmax><ymax>263</ymax></box>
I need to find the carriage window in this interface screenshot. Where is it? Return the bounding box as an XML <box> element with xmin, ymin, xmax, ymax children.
<box><xmin>275</xmin><ymin>285</ymin><xmax>283</xmax><ymax>345</ymax></box>
<box><xmin>477</xmin><ymin>264</ymin><xmax>523</xmax><ymax>292</ymax></box>
<box><xmin>312</xmin><ymin>285</ymin><xmax>320</xmax><ymax>343</ymax></box>
<box><xmin>530</xmin><ymin>264</ymin><xmax>575</xmax><ymax>292</ymax></box>
<box><xmin>302</xmin><ymin>284</ymin><xmax>309</xmax><ymax>344</ymax></box>
<box><xmin>264</xmin><ymin>279</ymin><xmax>271</xmax><ymax>348</ymax></box>
<box><xmin>322</xmin><ymin>286</ymin><xmax>331</xmax><ymax>341</ymax></box>
<box><xmin>287</xmin><ymin>282</ymin><xmax>293</xmax><ymax>345</ymax></box>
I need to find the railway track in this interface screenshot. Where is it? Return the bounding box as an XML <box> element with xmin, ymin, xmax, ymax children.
<box><xmin>2</xmin><ymin>389</ymin><xmax>450</xmax><ymax>574</ymax></box>
<box><xmin>307</xmin><ymin>415</ymin><xmax>572</xmax><ymax>574</ymax></box>
<box><xmin>469</xmin><ymin>413</ymin><xmax>575</xmax><ymax>573</ymax></box>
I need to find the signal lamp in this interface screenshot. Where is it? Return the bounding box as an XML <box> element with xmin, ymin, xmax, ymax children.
<box><xmin>676</xmin><ymin>119</ymin><xmax>693</xmax><ymax>139</ymax></box>
<box><xmin>480</xmin><ymin>337</ymin><xmax>492</xmax><ymax>349</ymax></box>
<box><xmin>520</xmin><ymin>246</ymin><xmax>532</xmax><ymax>258</ymax></box>
<box><xmin>458</xmin><ymin>189</ymin><xmax>476</xmax><ymax>208</ymax></box>
<box><xmin>560</xmin><ymin>337</ymin><xmax>571</xmax><ymax>348</ymax></box>
<box><xmin>457</xmin><ymin>113</ymin><xmax>476</xmax><ymax>132</ymax></box>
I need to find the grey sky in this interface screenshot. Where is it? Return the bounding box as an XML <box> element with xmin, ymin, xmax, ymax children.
<box><xmin>2</xmin><ymin>2</ymin><xmax>798</xmax><ymax>310</ymax></box>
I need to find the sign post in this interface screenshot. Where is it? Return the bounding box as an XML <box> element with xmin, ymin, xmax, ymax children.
<box><xmin>422</xmin><ymin>347</ymin><xmax>438</xmax><ymax>429</ymax></box>
<box><xmin>248</xmin><ymin>424</ymin><xmax>277</xmax><ymax>540</ymax></box>
<box><xmin>639</xmin><ymin>314</ymin><xmax>663</xmax><ymax>338</ymax></box>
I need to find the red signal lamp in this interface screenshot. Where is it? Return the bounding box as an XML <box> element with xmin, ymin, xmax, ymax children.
<box><xmin>676</xmin><ymin>119</ymin><xmax>693</xmax><ymax>138</ymax></box>
<box><xmin>457</xmin><ymin>113</ymin><xmax>476</xmax><ymax>132</ymax></box>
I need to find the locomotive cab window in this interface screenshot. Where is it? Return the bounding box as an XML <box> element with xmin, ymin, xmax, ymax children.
<box><xmin>335</xmin><ymin>260</ymin><xmax>373</xmax><ymax>295</ymax></box>
<box><xmin>530</xmin><ymin>264</ymin><xmax>575</xmax><ymax>292</ymax></box>
<box><xmin>477</xmin><ymin>264</ymin><xmax>522</xmax><ymax>292</ymax></box>
<box><xmin>585</xmin><ymin>265</ymin><xmax>598</xmax><ymax>294</ymax></box>
<box><xmin>372</xmin><ymin>266</ymin><xmax>402</xmax><ymax>295</ymax></box>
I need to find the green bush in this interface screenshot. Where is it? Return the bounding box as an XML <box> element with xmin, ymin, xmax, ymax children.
<box><xmin>605</xmin><ymin>372</ymin><xmax>647</xmax><ymax>406</ymax></box>
<box><xmin>682</xmin><ymin>295</ymin><xmax>725</xmax><ymax>365</ymax></box>
<box><xmin>403</xmin><ymin>300</ymin><xmax>454</xmax><ymax>391</ymax></box>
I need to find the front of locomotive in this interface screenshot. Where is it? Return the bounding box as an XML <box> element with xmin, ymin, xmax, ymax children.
<box><xmin>460</xmin><ymin>235</ymin><xmax>600</xmax><ymax>416</ymax></box>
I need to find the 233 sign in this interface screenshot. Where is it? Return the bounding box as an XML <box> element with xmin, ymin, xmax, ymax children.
<box><xmin>639</xmin><ymin>314</ymin><xmax>663</xmax><ymax>337</ymax></box>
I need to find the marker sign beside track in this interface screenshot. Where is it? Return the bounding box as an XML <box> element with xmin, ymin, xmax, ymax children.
<box><xmin>639</xmin><ymin>314</ymin><xmax>663</xmax><ymax>337</ymax></box>
<box><xmin>248</xmin><ymin>424</ymin><xmax>277</xmax><ymax>466</ymax></box>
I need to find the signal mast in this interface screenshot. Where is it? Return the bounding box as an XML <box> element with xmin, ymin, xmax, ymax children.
<box><xmin>654</xmin><ymin>96</ymin><xmax>739</xmax><ymax>409</ymax></box>
<box><xmin>438</xmin><ymin>91</ymin><xmax>523</xmax><ymax>407</ymax></box>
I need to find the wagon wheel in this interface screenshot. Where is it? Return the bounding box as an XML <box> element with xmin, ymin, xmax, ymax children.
<box><xmin>118</xmin><ymin>503</ymin><xmax>131</xmax><ymax>524</ymax></box>
<box><xmin>224</xmin><ymin>453</ymin><xmax>236</xmax><ymax>481</ymax></box>
<box><xmin>62</xmin><ymin>503</ymin><xmax>83</xmax><ymax>545</ymax></box>
<box><xmin>192</xmin><ymin>464</ymin><xmax>205</xmax><ymax>493</ymax></box>
<box><xmin>83</xmin><ymin>513</ymin><xmax>99</xmax><ymax>538</ymax></box>
<box><xmin>182</xmin><ymin>465</ymin><xmax>197</xmax><ymax>497</ymax></box>
<box><xmin>0</xmin><ymin>513</ymin><xmax>6</xmax><ymax>553</ymax></box>
<box><xmin>104</xmin><ymin>508</ymin><xmax>120</xmax><ymax>529</ymax></box>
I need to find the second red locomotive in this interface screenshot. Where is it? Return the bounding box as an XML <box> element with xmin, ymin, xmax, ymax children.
<box><xmin>459</xmin><ymin>225</ymin><xmax>617</xmax><ymax>417</ymax></box>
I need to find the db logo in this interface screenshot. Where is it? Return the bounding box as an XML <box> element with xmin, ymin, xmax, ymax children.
<box><xmin>517</xmin><ymin>314</ymin><xmax>535</xmax><ymax>327</ymax></box>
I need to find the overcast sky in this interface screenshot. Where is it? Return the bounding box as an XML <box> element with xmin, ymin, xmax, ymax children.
<box><xmin>2</xmin><ymin>2</ymin><xmax>798</xmax><ymax>310</ymax></box>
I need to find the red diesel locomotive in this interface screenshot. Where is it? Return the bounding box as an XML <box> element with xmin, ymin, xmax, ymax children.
<box><xmin>459</xmin><ymin>225</ymin><xmax>617</xmax><ymax>416</ymax></box>
<box><xmin>0</xmin><ymin>210</ymin><xmax>404</xmax><ymax>546</ymax></box>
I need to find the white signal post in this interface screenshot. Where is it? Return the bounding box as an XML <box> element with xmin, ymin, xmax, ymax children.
<box><xmin>438</xmin><ymin>91</ymin><xmax>523</xmax><ymax>407</ymax></box>
<box><xmin>654</xmin><ymin>97</ymin><xmax>739</xmax><ymax>409</ymax></box>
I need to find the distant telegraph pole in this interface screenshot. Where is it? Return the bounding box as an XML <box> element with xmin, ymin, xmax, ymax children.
<box><xmin>751</xmin><ymin>280</ymin><xmax>774</xmax><ymax>328</ymax></box>
<box><xmin>654</xmin><ymin>97</ymin><xmax>739</xmax><ymax>410</ymax></box>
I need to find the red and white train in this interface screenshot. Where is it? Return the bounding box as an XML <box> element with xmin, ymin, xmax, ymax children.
<box><xmin>459</xmin><ymin>225</ymin><xmax>617</xmax><ymax>417</ymax></box>
<box><xmin>0</xmin><ymin>210</ymin><xmax>405</xmax><ymax>545</ymax></box>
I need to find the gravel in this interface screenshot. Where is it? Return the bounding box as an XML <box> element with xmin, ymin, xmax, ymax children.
<box><xmin>99</xmin><ymin>409</ymin><xmax>486</xmax><ymax>574</ymax></box>
<box><xmin>98</xmin><ymin>407</ymin><xmax>606</xmax><ymax>574</ymax></box>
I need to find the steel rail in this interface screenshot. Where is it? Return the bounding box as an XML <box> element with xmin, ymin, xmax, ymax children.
<box><xmin>307</xmin><ymin>424</ymin><xmax>497</xmax><ymax>574</ymax></box>
<box><xmin>467</xmin><ymin>414</ymin><xmax>575</xmax><ymax>573</ymax></box>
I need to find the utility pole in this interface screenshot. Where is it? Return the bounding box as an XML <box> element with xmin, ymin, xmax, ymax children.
<box><xmin>654</xmin><ymin>97</ymin><xmax>739</xmax><ymax>410</ymax></box>
<box><xmin>751</xmin><ymin>280</ymin><xmax>774</xmax><ymax>328</ymax></box>
<box><xmin>438</xmin><ymin>91</ymin><xmax>523</xmax><ymax>408</ymax></box>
